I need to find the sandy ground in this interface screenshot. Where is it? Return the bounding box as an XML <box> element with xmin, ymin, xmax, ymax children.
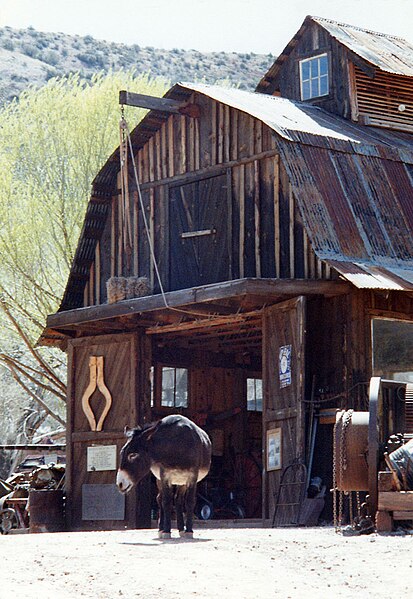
<box><xmin>0</xmin><ymin>526</ymin><xmax>412</xmax><ymax>599</ymax></box>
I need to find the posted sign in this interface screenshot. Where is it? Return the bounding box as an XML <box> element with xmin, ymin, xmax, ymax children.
<box><xmin>279</xmin><ymin>345</ymin><xmax>292</xmax><ymax>388</ymax></box>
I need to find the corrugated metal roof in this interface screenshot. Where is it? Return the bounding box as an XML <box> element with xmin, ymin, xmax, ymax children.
<box><xmin>64</xmin><ymin>83</ymin><xmax>413</xmax><ymax>309</ymax></box>
<box><xmin>278</xmin><ymin>142</ymin><xmax>413</xmax><ymax>289</ymax></box>
<box><xmin>324</xmin><ymin>262</ymin><xmax>413</xmax><ymax>291</ymax></box>
<box><xmin>178</xmin><ymin>82</ymin><xmax>413</xmax><ymax>163</ymax></box>
<box><xmin>312</xmin><ymin>16</ymin><xmax>413</xmax><ymax>77</ymax></box>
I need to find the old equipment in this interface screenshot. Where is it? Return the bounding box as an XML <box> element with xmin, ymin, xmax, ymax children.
<box><xmin>333</xmin><ymin>376</ymin><xmax>413</xmax><ymax>531</ymax></box>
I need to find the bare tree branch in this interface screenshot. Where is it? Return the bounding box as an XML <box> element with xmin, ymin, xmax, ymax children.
<box><xmin>3</xmin><ymin>361</ymin><xmax>65</xmax><ymax>427</ymax></box>
<box><xmin>0</xmin><ymin>354</ymin><xmax>66</xmax><ymax>402</ymax></box>
<box><xmin>0</xmin><ymin>297</ymin><xmax>65</xmax><ymax>391</ymax></box>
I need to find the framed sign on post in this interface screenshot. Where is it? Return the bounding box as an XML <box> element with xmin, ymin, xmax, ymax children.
<box><xmin>266</xmin><ymin>428</ymin><xmax>282</xmax><ymax>471</ymax></box>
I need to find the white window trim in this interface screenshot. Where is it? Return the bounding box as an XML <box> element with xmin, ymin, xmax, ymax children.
<box><xmin>299</xmin><ymin>53</ymin><xmax>329</xmax><ymax>101</ymax></box>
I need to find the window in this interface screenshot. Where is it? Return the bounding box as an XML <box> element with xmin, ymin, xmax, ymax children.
<box><xmin>247</xmin><ymin>378</ymin><xmax>263</xmax><ymax>412</ymax></box>
<box><xmin>372</xmin><ymin>318</ymin><xmax>413</xmax><ymax>382</ymax></box>
<box><xmin>300</xmin><ymin>53</ymin><xmax>329</xmax><ymax>100</ymax></box>
<box><xmin>161</xmin><ymin>367</ymin><xmax>188</xmax><ymax>408</ymax></box>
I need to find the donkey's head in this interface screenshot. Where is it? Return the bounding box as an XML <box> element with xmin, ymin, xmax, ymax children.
<box><xmin>116</xmin><ymin>425</ymin><xmax>155</xmax><ymax>494</ymax></box>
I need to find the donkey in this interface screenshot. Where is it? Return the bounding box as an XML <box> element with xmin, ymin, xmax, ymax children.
<box><xmin>117</xmin><ymin>414</ymin><xmax>211</xmax><ymax>538</ymax></box>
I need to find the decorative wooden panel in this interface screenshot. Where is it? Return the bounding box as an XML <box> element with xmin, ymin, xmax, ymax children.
<box><xmin>66</xmin><ymin>332</ymin><xmax>151</xmax><ymax>531</ymax></box>
<box><xmin>262</xmin><ymin>297</ymin><xmax>306</xmax><ymax>521</ymax></box>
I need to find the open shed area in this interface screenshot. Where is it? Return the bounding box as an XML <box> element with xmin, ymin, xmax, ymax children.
<box><xmin>1</xmin><ymin>527</ymin><xmax>412</xmax><ymax>599</ymax></box>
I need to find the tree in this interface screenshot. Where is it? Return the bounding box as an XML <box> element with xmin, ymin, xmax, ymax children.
<box><xmin>0</xmin><ymin>70</ymin><xmax>169</xmax><ymax>444</ymax></box>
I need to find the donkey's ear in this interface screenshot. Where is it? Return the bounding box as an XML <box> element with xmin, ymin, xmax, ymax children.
<box><xmin>124</xmin><ymin>425</ymin><xmax>138</xmax><ymax>437</ymax></box>
<box><xmin>142</xmin><ymin>420</ymin><xmax>160</xmax><ymax>442</ymax></box>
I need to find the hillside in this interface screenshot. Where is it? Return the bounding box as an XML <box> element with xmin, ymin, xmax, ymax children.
<box><xmin>0</xmin><ymin>26</ymin><xmax>274</xmax><ymax>103</ymax></box>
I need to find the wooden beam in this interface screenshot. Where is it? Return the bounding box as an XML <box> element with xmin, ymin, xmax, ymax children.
<box><xmin>0</xmin><ymin>444</ymin><xmax>65</xmax><ymax>451</ymax></box>
<box><xmin>378</xmin><ymin>491</ymin><xmax>413</xmax><ymax>511</ymax></box>
<box><xmin>119</xmin><ymin>91</ymin><xmax>201</xmax><ymax>118</ymax></box>
<box><xmin>119</xmin><ymin>90</ymin><xmax>183</xmax><ymax>113</ymax></box>
<box><xmin>47</xmin><ymin>278</ymin><xmax>350</xmax><ymax>330</ymax></box>
<box><xmin>147</xmin><ymin>310</ymin><xmax>262</xmax><ymax>336</ymax></box>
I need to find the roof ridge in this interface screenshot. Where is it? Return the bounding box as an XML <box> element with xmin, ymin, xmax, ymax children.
<box><xmin>310</xmin><ymin>15</ymin><xmax>406</xmax><ymax>42</ymax></box>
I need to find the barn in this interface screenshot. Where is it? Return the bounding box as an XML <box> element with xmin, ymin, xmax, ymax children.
<box><xmin>42</xmin><ymin>16</ymin><xmax>413</xmax><ymax>531</ymax></box>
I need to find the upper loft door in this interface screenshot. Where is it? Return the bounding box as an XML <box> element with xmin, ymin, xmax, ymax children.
<box><xmin>169</xmin><ymin>173</ymin><xmax>230</xmax><ymax>290</ymax></box>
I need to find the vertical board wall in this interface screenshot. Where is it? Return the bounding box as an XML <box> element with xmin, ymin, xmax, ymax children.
<box><xmin>262</xmin><ymin>297</ymin><xmax>306</xmax><ymax>521</ymax></box>
<box><xmin>66</xmin><ymin>332</ymin><xmax>152</xmax><ymax>531</ymax></box>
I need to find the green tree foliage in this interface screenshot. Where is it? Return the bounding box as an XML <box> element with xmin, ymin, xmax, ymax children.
<box><xmin>0</xmin><ymin>70</ymin><xmax>168</xmax><ymax>439</ymax></box>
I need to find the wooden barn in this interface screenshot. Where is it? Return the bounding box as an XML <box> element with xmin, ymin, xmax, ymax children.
<box><xmin>42</xmin><ymin>16</ymin><xmax>413</xmax><ymax>531</ymax></box>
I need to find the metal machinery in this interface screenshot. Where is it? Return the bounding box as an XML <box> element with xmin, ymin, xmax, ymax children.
<box><xmin>334</xmin><ymin>376</ymin><xmax>413</xmax><ymax>529</ymax></box>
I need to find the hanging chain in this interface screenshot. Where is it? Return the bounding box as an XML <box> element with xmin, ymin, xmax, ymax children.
<box><xmin>333</xmin><ymin>409</ymin><xmax>354</xmax><ymax>532</ymax></box>
<box><xmin>333</xmin><ymin>412</ymin><xmax>338</xmax><ymax>531</ymax></box>
<box><xmin>356</xmin><ymin>491</ymin><xmax>361</xmax><ymax>518</ymax></box>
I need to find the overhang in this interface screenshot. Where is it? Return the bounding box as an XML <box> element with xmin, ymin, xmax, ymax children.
<box><xmin>42</xmin><ymin>278</ymin><xmax>350</xmax><ymax>349</ymax></box>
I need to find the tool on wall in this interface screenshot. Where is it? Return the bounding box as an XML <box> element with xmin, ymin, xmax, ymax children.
<box><xmin>81</xmin><ymin>356</ymin><xmax>113</xmax><ymax>432</ymax></box>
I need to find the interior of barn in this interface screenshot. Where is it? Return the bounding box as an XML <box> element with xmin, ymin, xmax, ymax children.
<box><xmin>149</xmin><ymin>313</ymin><xmax>264</xmax><ymax>520</ymax></box>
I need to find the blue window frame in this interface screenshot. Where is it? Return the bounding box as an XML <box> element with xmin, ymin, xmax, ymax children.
<box><xmin>300</xmin><ymin>53</ymin><xmax>329</xmax><ymax>100</ymax></box>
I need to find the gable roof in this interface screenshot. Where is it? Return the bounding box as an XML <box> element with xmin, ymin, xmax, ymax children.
<box><xmin>256</xmin><ymin>15</ymin><xmax>413</xmax><ymax>93</ymax></box>
<box><xmin>60</xmin><ymin>83</ymin><xmax>413</xmax><ymax>314</ymax></box>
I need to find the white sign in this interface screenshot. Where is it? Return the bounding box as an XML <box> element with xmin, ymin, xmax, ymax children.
<box><xmin>279</xmin><ymin>345</ymin><xmax>292</xmax><ymax>388</ymax></box>
<box><xmin>87</xmin><ymin>445</ymin><xmax>117</xmax><ymax>472</ymax></box>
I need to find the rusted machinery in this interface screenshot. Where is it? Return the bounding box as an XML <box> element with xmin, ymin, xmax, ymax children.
<box><xmin>334</xmin><ymin>376</ymin><xmax>413</xmax><ymax>531</ymax></box>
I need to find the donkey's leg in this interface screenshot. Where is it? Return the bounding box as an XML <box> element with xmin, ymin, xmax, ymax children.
<box><xmin>184</xmin><ymin>479</ymin><xmax>197</xmax><ymax>536</ymax></box>
<box><xmin>175</xmin><ymin>486</ymin><xmax>186</xmax><ymax>534</ymax></box>
<box><xmin>156</xmin><ymin>480</ymin><xmax>165</xmax><ymax>536</ymax></box>
<box><xmin>159</xmin><ymin>480</ymin><xmax>173</xmax><ymax>539</ymax></box>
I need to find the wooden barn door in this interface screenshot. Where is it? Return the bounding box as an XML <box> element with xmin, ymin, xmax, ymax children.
<box><xmin>169</xmin><ymin>173</ymin><xmax>230</xmax><ymax>290</ymax></box>
<box><xmin>262</xmin><ymin>297</ymin><xmax>306</xmax><ymax>523</ymax></box>
<box><xmin>66</xmin><ymin>332</ymin><xmax>152</xmax><ymax>531</ymax></box>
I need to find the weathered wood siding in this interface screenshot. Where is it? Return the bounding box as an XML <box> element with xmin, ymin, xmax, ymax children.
<box><xmin>82</xmin><ymin>94</ymin><xmax>329</xmax><ymax>306</ymax></box>
<box><xmin>265</xmin><ymin>21</ymin><xmax>413</xmax><ymax>133</ymax></box>
<box><xmin>262</xmin><ymin>297</ymin><xmax>306</xmax><ymax>521</ymax></box>
<box><xmin>66</xmin><ymin>331</ymin><xmax>152</xmax><ymax>531</ymax></box>
<box><xmin>354</xmin><ymin>66</ymin><xmax>413</xmax><ymax>132</ymax></box>
<box><xmin>273</xmin><ymin>21</ymin><xmax>353</xmax><ymax>119</ymax></box>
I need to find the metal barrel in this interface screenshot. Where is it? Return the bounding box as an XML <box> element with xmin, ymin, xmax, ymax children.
<box><xmin>334</xmin><ymin>410</ymin><xmax>369</xmax><ymax>491</ymax></box>
<box><xmin>29</xmin><ymin>490</ymin><xmax>65</xmax><ymax>533</ymax></box>
<box><xmin>389</xmin><ymin>439</ymin><xmax>413</xmax><ymax>490</ymax></box>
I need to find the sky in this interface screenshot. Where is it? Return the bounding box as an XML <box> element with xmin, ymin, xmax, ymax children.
<box><xmin>0</xmin><ymin>0</ymin><xmax>412</xmax><ymax>55</ymax></box>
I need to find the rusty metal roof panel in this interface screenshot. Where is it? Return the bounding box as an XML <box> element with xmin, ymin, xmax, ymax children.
<box><xmin>312</xmin><ymin>16</ymin><xmax>413</xmax><ymax>77</ymax></box>
<box><xmin>279</xmin><ymin>142</ymin><xmax>413</xmax><ymax>290</ymax></box>
<box><xmin>325</xmin><ymin>261</ymin><xmax>413</xmax><ymax>290</ymax></box>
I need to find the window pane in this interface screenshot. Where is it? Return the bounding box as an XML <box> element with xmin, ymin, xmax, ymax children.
<box><xmin>310</xmin><ymin>58</ymin><xmax>319</xmax><ymax>78</ymax></box>
<box><xmin>302</xmin><ymin>80</ymin><xmax>311</xmax><ymax>100</ymax></box>
<box><xmin>161</xmin><ymin>367</ymin><xmax>175</xmax><ymax>406</ymax></box>
<box><xmin>311</xmin><ymin>78</ymin><xmax>319</xmax><ymax>98</ymax></box>
<box><xmin>372</xmin><ymin>319</ymin><xmax>413</xmax><ymax>381</ymax></box>
<box><xmin>319</xmin><ymin>54</ymin><xmax>328</xmax><ymax>76</ymax></box>
<box><xmin>247</xmin><ymin>378</ymin><xmax>263</xmax><ymax>412</ymax></box>
<box><xmin>247</xmin><ymin>378</ymin><xmax>256</xmax><ymax>411</ymax></box>
<box><xmin>255</xmin><ymin>379</ymin><xmax>263</xmax><ymax>412</ymax></box>
<box><xmin>301</xmin><ymin>61</ymin><xmax>310</xmax><ymax>81</ymax></box>
<box><xmin>175</xmin><ymin>368</ymin><xmax>188</xmax><ymax>407</ymax></box>
<box><xmin>150</xmin><ymin>366</ymin><xmax>154</xmax><ymax>407</ymax></box>
<box><xmin>319</xmin><ymin>74</ymin><xmax>329</xmax><ymax>96</ymax></box>
<box><xmin>300</xmin><ymin>54</ymin><xmax>329</xmax><ymax>100</ymax></box>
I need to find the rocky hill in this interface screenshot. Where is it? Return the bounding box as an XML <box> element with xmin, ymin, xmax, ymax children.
<box><xmin>0</xmin><ymin>26</ymin><xmax>275</xmax><ymax>103</ymax></box>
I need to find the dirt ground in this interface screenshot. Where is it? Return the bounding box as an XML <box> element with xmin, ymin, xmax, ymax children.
<box><xmin>1</xmin><ymin>525</ymin><xmax>412</xmax><ymax>599</ymax></box>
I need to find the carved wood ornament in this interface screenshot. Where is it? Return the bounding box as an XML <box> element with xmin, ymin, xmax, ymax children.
<box><xmin>81</xmin><ymin>356</ymin><xmax>113</xmax><ymax>431</ymax></box>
